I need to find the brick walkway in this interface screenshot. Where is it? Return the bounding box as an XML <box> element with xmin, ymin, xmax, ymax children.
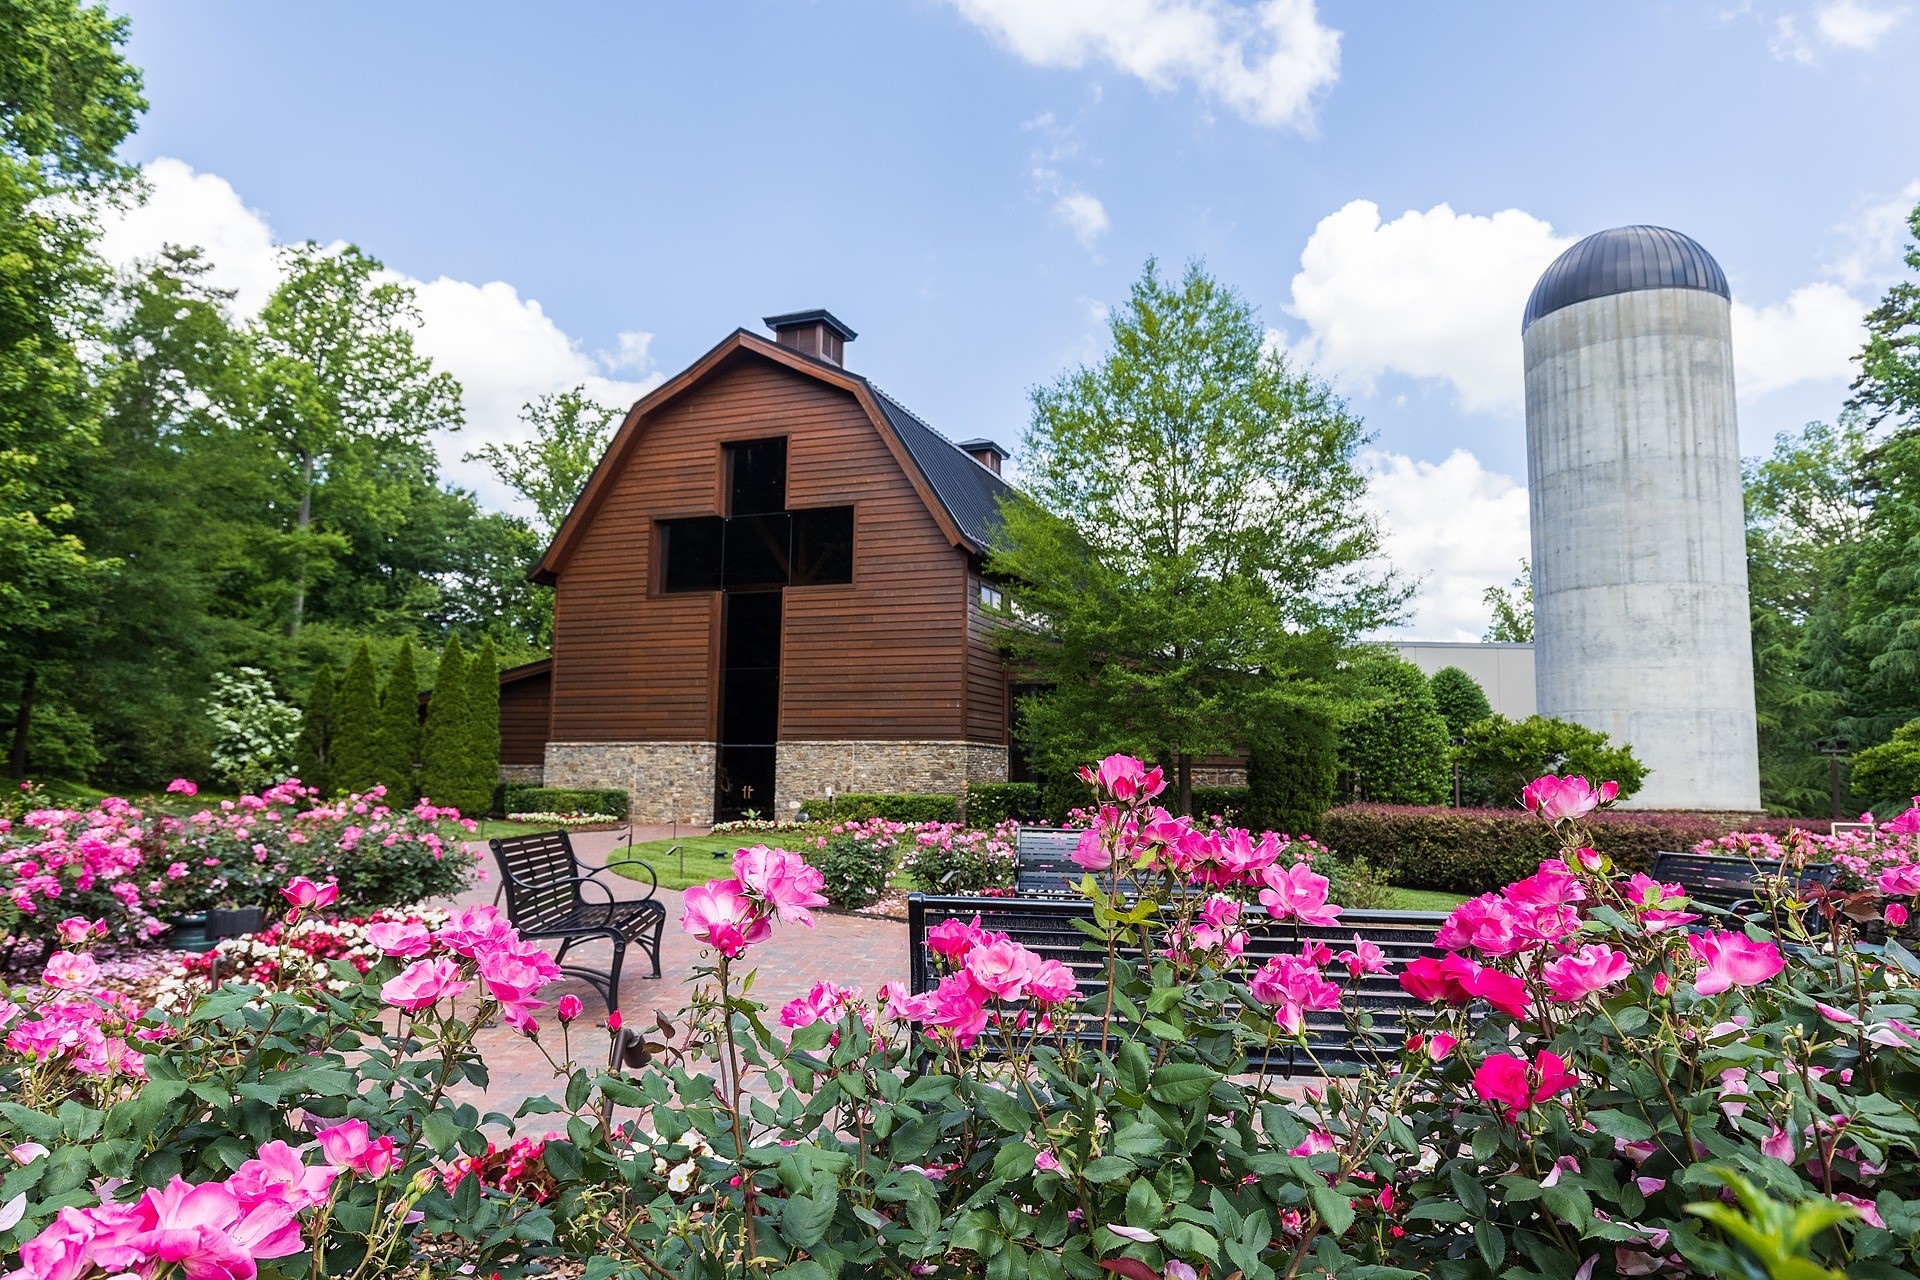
<box><xmin>448</xmin><ymin>829</ymin><xmax>907</xmax><ymax>1119</ymax></box>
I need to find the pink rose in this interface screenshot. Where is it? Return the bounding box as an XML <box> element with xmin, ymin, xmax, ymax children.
<box><xmin>317</xmin><ymin>1120</ymin><xmax>398</xmax><ymax>1178</ymax></box>
<box><xmin>53</xmin><ymin>917</ymin><xmax>103</xmax><ymax>948</ymax></box>
<box><xmin>1520</xmin><ymin>775</ymin><xmax>1616</xmax><ymax>823</ymax></box>
<box><xmin>1687</xmin><ymin>931</ymin><xmax>1784</xmax><ymax>996</ymax></box>
<box><xmin>1026</xmin><ymin>959</ymin><xmax>1079</xmax><ymax>1005</ymax></box>
<box><xmin>42</xmin><ymin>951</ymin><xmax>100</xmax><ymax>991</ymax></box>
<box><xmin>280</xmin><ymin>876</ymin><xmax>337</xmax><ymax>911</ymax></box>
<box><xmin>1257</xmin><ymin>861</ymin><xmax>1341</xmax><ymax>927</ymax></box>
<box><xmin>1474</xmin><ymin>1049</ymin><xmax>1577</xmax><ymax>1123</ymax></box>
<box><xmin>965</xmin><ymin>939</ymin><xmax>1039</xmax><ymax>999</ymax></box>
<box><xmin>680</xmin><ymin>878</ymin><xmax>774</xmax><ymax>958</ymax></box>
<box><xmin>1078</xmin><ymin>754</ymin><xmax>1166</xmax><ymax>803</ymax></box>
<box><xmin>365</xmin><ymin>920</ymin><xmax>432</xmax><ymax>958</ymax></box>
<box><xmin>381</xmin><ymin>957</ymin><xmax>467</xmax><ymax>1012</ymax></box>
<box><xmin>926</xmin><ymin>917</ymin><xmax>986</xmax><ymax>960</ymax></box>
<box><xmin>166</xmin><ymin>778</ymin><xmax>198</xmax><ymax>796</ymax></box>
<box><xmin>557</xmin><ymin>995</ymin><xmax>583</xmax><ymax>1023</ymax></box>
<box><xmin>1542</xmin><ymin>944</ymin><xmax>1633</xmax><ymax>1003</ymax></box>
<box><xmin>731</xmin><ymin>845</ymin><xmax>828</xmax><ymax>925</ymax></box>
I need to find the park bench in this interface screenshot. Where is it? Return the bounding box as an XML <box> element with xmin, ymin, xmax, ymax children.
<box><xmin>905</xmin><ymin>892</ymin><xmax>1450</xmax><ymax>1076</ymax></box>
<box><xmin>489</xmin><ymin>829</ymin><xmax>666</xmax><ymax>1013</ymax></box>
<box><xmin>1013</xmin><ymin>827</ymin><xmax>1086</xmax><ymax>896</ymax></box>
<box><xmin>1648</xmin><ymin>850</ymin><xmax>1836</xmax><ymax>913</ymax></box>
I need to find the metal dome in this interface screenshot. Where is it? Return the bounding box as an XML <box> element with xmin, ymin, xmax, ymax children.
<box><xmin>1522</xmin><ymin>225</ymin><xmax>1729</xmax><ymax>332</ymax></box>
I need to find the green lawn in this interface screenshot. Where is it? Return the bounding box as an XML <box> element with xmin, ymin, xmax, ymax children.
<box><xmin>1380</xmin><ymin>886</ymin><xmax>1466</xmax><ymax>912</ymax></box>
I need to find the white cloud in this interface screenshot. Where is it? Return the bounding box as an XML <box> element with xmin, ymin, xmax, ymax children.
<box><xmin>948</xmin><ymin>0</ymin><xmax>1340</xmax><ymax>131</ymax></box>
<box><xmin>1827</xmin><ymin>179</ymin><xmax>1920</xmax><ymax>289</ymax></box>
<box><xmin>1284</xmin><ymin>200</ymin><xmax>1573</xmax><ymax>414</ymax></box>
<box><xmin>1052</xmin><ymin>191</ymin><xmax>1111</xmax><ymax>249</ymax></box>
<box><xmin>94</xmin><ymin>158</ymin><xmax>658</xmax><ymax>511</ymax></box>
<box><xmin>1771</xmin><ymin>1</ymin><xmax>1907</xmax><ymax>60</ymax></box>
<box><xmin>1731</xmin><ymin>282</ymin><xmax>1867</xmax><ymax>395</ymax></box>
<box><xmin>1361</xmin><ymin>448</ymin><xmax>1531</xmax><ymax>641</ymax></box>
<box><xmin>96</xmin><ymin>158</ymin><xmax>286</xmax><ymax>315</ymax></box>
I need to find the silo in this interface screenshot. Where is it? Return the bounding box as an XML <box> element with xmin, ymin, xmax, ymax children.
<box><xmin>1522</xmin><ymin>226</ymin><xmax>1761</xmax><ymax>812</ymax></box>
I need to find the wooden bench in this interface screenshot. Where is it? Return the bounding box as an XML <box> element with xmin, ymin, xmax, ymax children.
<box><xmin>489</xmin><ymin>830</ymin><xmax>666</xmax><ymax>1013</ymax></box>
<box><xmin>905</xmin><ymin>892</ymin><xmax>1450</xmax><ymax>1075</ymax></box>
<box><xmin>1648</xmin><ymin>850</ymin><xmax>1835</xmax><ymax>913</ymax></box>
<box><xmin>1013</xmin><ymin>827</ymin><xmax>1086</xmax><ymax>897</ymax></box>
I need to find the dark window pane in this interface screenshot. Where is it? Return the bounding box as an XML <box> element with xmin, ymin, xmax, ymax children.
<box><xmin>723</xmin><ymin>590</ymin><xmax>782</xmax><ymax>670</ymax></box>
<box><xmin>659</xmin><ymin>516</ymin><xmax>723</xmax><ymax>592</ymax></box>
<box><xmin>791</xmin><ymin>505</ymin><xmax>854</xmax><ymax>585</ymax></box>
<box><xmin>724</xmin><ymin>512</ymin><xmax>790</xmax><ymax>588</ymax></box>
<box><xmin>727</xmin><ymin>438</ymin><xmax>787</xmax><ymax>516</ymax></box>
<box><xmin>721</xmin><ymin>669</ymin><xmax>780</xmax><ymax>741</ymax></box>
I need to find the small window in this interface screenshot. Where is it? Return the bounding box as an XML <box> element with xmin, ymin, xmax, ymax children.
<box><xmin>659</xmin><ymin>517</ymin><xmax>724</xmax><ymax>592</ymax></box>
<box><xmin>979</xmin><ymin>583</ymin><xmax>1005</xmax><ymax>611</ymax></box>
<box><xmin>791</xmin><ymin>506</ymin><xmax>854</xmax><ymax>585</ymax></box>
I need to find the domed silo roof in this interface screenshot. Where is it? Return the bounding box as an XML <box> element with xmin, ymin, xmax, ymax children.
<box><xmin>1522</xmin><ymin>225</ymin><xmax>1729</xmax><ymax>332</ymax></box>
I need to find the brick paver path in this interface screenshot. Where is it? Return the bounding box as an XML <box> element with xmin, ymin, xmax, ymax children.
<box><xmin>448</xmin><ymin>828</ymin><xmax>906</xmax><ymax>1120</ymax></box>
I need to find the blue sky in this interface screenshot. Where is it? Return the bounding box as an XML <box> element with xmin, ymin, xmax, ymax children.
<box><xmin>101</xmin><ymin>1</ymin><xmax>1918</xmax><ymax>636</ymax></box>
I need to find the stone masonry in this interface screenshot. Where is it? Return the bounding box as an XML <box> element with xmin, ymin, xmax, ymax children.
<box><xmin>498</xmin><ymin>764</ymin><xmax>544</xmax><ymax>785</ymax></box>
<box><xmin>544</xmin><ymin>741</ymin><xmax>716</xmax><ymax>825</ymax></box>
<box><xmin>775</xmin><ymin>740</ymin><xmax>1007</xmax><ymax>814</ymax></box>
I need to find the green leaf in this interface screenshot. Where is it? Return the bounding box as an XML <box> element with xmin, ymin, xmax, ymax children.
<box><xmin>1150</xmin><ymin>1063</ymin><xmax>1217</xmax><ymax>1105</ymax></box>
<box><xmin>1157</xmin><ymin>1221</ymin><xmax>1220</xmax><ymax>1262</ymax></box>
<box><xmin>1541</xmin><ymin>1182</ymin><xmax>1593</xmax><ymax>1233</ymax></box>
<box><xmin>780</xmin><ymin>1192</ymin><xmax>834</xmax><ymax>1248</ymax></box>
<box><xmin>1082</xmin><ymin>1155</ymin><xmax>1134</xmax><ymax>1183</ymax></box>
<box><xmin>1309</xmin><ymin>1185</ymin><xmax>1354</xmax><ymax>1237</ymax></box>
<box><xmin>976</xmin><ymin>1085</ymin><xmax>1031</xmax><ymax>1134</ymax></box>
<box><xmin>1126</xmin><ymin>1176</ymin><xmax>1166</xmax><ymax>1228</ymax></box>
<box><xmin>1472</xmin><ymin>1219</ymin><xmax>1506</xmax><ymax>1270</ymax></box>
<box><xmin>1405</xmin><ymin>1198</ymin><xmax>1468</xmax><ymax>1223</ymax></box>
<box><xmin>1586</xmin><ymin>1109</ymin><xmax>1655</xmax><ymax>1142</ymax></box>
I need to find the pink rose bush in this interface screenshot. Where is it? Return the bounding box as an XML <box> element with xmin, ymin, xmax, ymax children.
<box><xmin>5</xmin><ymin>763</ymin><xmax>1919</xmax><ymax>1280</ymax></box>
<box><xmin>0</xmin><ymin>780</ymin><xmax>477</xmax><ymax>951</ymax></box>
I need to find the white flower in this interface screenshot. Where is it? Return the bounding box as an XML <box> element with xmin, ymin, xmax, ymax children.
<box><xmin>667</xmin><ymin>1160</ymin><xmax>697</xmax><ymax>1193</ymax></box>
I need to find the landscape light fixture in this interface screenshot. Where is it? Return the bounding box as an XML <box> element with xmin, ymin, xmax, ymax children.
<box><xmin>1814</xmin><ymin>737</ymin><xmax>1850</xmax><ymax>821</ymax></box>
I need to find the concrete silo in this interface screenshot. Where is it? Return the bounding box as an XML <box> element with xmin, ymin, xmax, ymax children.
<box><xmin>1521</xmin><ymin>225</ymin><xmax>1761</xmax><ymax>812</ymax></box>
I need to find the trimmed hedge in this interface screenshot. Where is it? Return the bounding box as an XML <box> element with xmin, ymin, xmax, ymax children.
<box><xmin>501</xmin><ymin>784</ymin><xmax>631</xmax><ymax>820</ymax></box>
<box><xmin>965</xmin><ymin>782</ymin><xmax>1042</xmax><ymax>828</ymax></box>
<box><xmin>1320</xmin><ymin>804</ymin><xmax>1822</xmax><ymax>896</ymax></box>
<box><xmin>808</xmin><ymin>793</ymin><xmax>959</xmax><ymax>824</ymax></box>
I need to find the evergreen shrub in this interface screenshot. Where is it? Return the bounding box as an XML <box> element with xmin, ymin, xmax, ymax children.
<box><xmin>502</xmin><ymin>785</ymin><xmax>630</xmax><ymax>819</ymax></box>
<box><xmin>1426</xmin><ymin>664</ymin><xmax>1492</xmax><ymax>736</ymax></box>
<box><xmin>1320</xmin><ymin>803</ymin><xmax>1819</xmax><ymax>895</ymax></box>
<box><xmin>1337</xmin><ymin>654</ymin><xmax>1451</xmax><ymax>804</ymax></box>
<box><xmin>1243</xmin><ymin>707</ymin><xmax>1338</xmax><ymax>836</ymax></box>
<box><xmin>329</xmin><ymin>642</ymin><xmax>380</xmax><ymax>796</ymax></box>
<box><xmin>806</xmin><ymin>793</ymin><xmax>958</xmax><ymax>824</ymax></box>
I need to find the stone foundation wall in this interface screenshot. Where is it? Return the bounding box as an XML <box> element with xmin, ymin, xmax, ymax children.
<box><xmin>1192</xmin><ymin>766</ymin><xmax>1248</xmax><ymax>788</ymax></box>
<box><xmin>775</xmin><ymin>740</ymin><xmax>1008</xmax><ymax>814</ymax></box>
<box><xmin>544</xmin><ymin>741</ymin><xmax>716</xmax><ymax>824</ymax></box>
<box><xmin>498</xmin><ymin>764</ymin><xmax>544</xmax><ymax>786</ymax></box>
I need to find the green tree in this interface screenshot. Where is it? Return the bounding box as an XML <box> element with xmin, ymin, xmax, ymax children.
<box><xmin>460</xmin><ymin>635</ymin><xmax>501</xmax><ymax>816</ymax></box>
<box><xmin>1335</xmin><ymin>651</ymin><xmax>1450</xmax><ymax>806</ymax></box>
<box><xmin>371</xmin><ymin>639</ymin><xmax>420</xmax><ymax>802</ymax></box>
<box><xmin>250</xmin><ymin>244</ymin><xmax>462</xmax><ymax>638</ymax></box>
<box><xmin>330</xmin><ymin>641</ymin><xmax>380</xmax><ymax>795</ymax></box>
<box><xmin>0</xmin><ymin>0</ymin><xmax>144</xmax><ymax>779</ymax></box>
<box><xmin>293</xmin><ymin>663</ymin><xmax>336</xmax><ymax>794</ymax></box>
<box><xmin>1482</xmin><ymin>559</ymin><xmax>1533</xmax><ymax>643</ymax></box>
<box><xmin>1427</xmin><ymin>666</ymin><xmax>1493</xmax><ymax>737</ymax></box>
<box><xmin>467</xmin><ymin>387</ymin><xmax>621</xmax><ymax>538</ymax></box>
<box><xmin>1243</xmin><ymin>707</ymin><xmax>1339</xmax><ymax>837</ymax></box>
<box><xmin>1851</xmin><ymin>718</ymin><xmax>1920</xmax><ymax>814</ymax></box>
<box><xmin>418</xmin><ymin>636</ymin><xmax>468</xmax><ymax>808</ymax></box>
<box><xmin>1743</xmin><ymin>419</ymin><xmax>1869</xmax><ymax>814</ymax></box>
<box><xmin>988</xmin><ymin>260</ymin><xmax>1407</xmax><ymax>813</ymax></box>
<box><xmin>1454</xmin><ymin>714</ymin><xmax>1647</xmax><ymax>809</ymax></box>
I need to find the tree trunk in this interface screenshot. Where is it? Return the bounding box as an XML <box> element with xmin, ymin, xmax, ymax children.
<box><xmin>9</xmin><ymin>669</ymin><xmax>36</xmax><ymax>781</ymax></box>
<box><xmin>288</xmin><ymin>451</ymin><xmax>314</xmax><ymax>639</ymax></box>
<box><xmin>1177</xmin><ymin>751</ymin><xmax>1193</xmax><ymax>817</ymax></box>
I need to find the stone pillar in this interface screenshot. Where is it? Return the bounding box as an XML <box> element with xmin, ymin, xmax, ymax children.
<box><xmin>543</xmin><ymin>741</ymin><xmax>717</xmax><ymax>824</ymax></box>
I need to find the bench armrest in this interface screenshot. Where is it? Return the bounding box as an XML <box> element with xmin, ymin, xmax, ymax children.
<box><xmin>593</xmin><ymin>857</ymin><xmax>660</xmax><ymax>899</ymax></box>
<box><xmin>503</xmin><ymin>867</ymin><xmax>620</xmax><ymax>910</ymax></box>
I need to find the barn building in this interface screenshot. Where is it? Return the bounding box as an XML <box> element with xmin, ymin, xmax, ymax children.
<box><xmin>502</xmin><ymin>310</ymin><xmax>1019</xmax><ymax>823</ymax></box>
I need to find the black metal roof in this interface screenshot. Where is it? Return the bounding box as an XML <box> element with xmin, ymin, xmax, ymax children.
<box><xmin>865</xmin><ymin>384</ymin><xmax>1013</xmax><ymax>555</ymax></box>
<box><xmin>1522</xmin><ymin>225</ymin><xmax>1729</xmax><ymax>332</ymax></box>
<box><xmin>763</xmin><ymin>308</ymin><xmax>859</xmax><ymax>342</ymax></box>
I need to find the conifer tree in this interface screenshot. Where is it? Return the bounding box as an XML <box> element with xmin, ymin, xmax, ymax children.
<box><xmin>461</xmin><ymin>636</ymin><xmax>502</xmax><ymax>816</ymax></box>
<box><xmin>372</xmin><ymin>640</ymin><xmax>420</xmax><ymax>803</ymax></box>
<box><xmin>330</xmin><ymin>643</ymin><xmax>381</xmax><ymax>795</ymax></box>
<box><xmin>292</xmin><ymin>664</ymin><xmax>336</xmax><ymax>794</ymax></box>
<box><xmin>1428</xmin><ymin>666</ymin><xmax>1494</xmax><ymax>737</ymax></box>
<box><xmin>418</xmin><ymin>636</ymin><xmax>468</xmax><ymax>808</ymax></box>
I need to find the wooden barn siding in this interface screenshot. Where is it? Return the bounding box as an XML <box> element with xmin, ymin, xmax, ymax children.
<box><xmin>964</xmin><ymin>584</ymin><xmax>1007</xmax><ymax>745</ymax></box>
<box><xmin>549</xmin><ymin>354</ymin><xmax>968</xmax><ymax>742</ymax></box>
<box><xmin>498</xmin><ymin>672</ymin><xmax>552</xmax><ymax>765</ymax></box>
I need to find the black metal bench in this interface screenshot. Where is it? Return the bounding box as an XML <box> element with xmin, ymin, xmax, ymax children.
<box><xmin>1013</xmin><ymin>827</ymin><xmax>1086</xmax><ymax>897</ymax></box>
<box><xmin>489</xmin><ymin>830</ymin><xmax>666</xmax><ymax>1012</ymax></box>
<box><xmin>906</xmin><ymin>892</ymin><xmax>1449</xmax><ymax>1075</ymax></box>
<box><xmin>1648</xmin><ymin>850</ymin><xmax>1835</xmax><ymax>913</ymax></box>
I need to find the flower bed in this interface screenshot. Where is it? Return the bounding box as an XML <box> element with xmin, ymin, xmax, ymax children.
<box><xmin>0</xmin><ymin>778</ymin><xmax>477</xmax><ymax>957</ymax></box>
<box><xmin>5</xmin><ymin>764</ymin><xmax>1920</xmax><ymax>1278</ymax></box>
